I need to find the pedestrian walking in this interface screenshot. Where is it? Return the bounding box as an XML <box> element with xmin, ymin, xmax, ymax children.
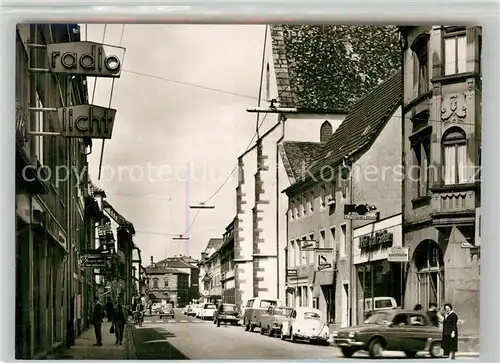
<box><xmin>92</xmin><ymin>297</ymin><xmax>104</xmax><ymax>346</ymax></box>
<box><xmin>105</xmin><ymin>298</ymin><xmax>115</xmax><ymax>322</ymax></box>
<box><xmin>442</xmin><ymin>303</ymin><xmax>458</xmax><ymax>359</ymax></box>
<box><xmin>113</xmin><ymin>300</ymin><xmax>127</xmax><ymax>345</ymax></box>
<box><xmin>426</xmin><ymin>302</ymin><xmax>439</xmax><ymax>327</ymax></box>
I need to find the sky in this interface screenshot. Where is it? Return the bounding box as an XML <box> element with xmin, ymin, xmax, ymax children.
<box><xmin>84</xmin><ymin>24</ymin><xmax>267</xmax><ymax>264</ymax></box>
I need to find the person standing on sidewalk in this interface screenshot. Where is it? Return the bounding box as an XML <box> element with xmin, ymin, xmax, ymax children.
<box><xmin>113</xmin><ymin>300</ymin><xmax>127</xmax><ymax>345</ymax></box>
<box><xmin>92</xmin><ymin>297</ymin><xmax>104</xmax><ymax>346</ymax></box>
<box><xmin>442</xmin><ymin>303</ymin><xmax>459</xmax><ymax>359</ymax></box>
<box><xmin>106</xmin><ymin>298</ymin><xmax>115</xmax><ymax>322</ymax></box>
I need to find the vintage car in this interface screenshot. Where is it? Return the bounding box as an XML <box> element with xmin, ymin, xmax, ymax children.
<box><xmin>199</xmin><ymin>303</ymin><xmax>218</xmax><ymax>320</ymax></box>
<box><xmin>243</xmin><ymin>297</ymin><xmax>283</xmax><ymax>332</ymax></box>
<box><xmin>213</xmin><ymin>304</ymin><xmax>241</xmax><ymax>326</ymax></box>
<box><xmin>332</xmin><ymin>309</ymin><xmax>442</xmax><ymax>358</ymax></box>
<box><xmin>280</xmin><ymin>307</ymin><xmax>330</xmax><ymax>344</ymax></box>
<box><xmin>159</xmin><ymin>303</ymin><xmax>175</xmax><ymax>319</ymax></box>
<box><xmin>259</xmin><ymin>306</ymin><xmax>294</xmax><ymax>337</ymax></box>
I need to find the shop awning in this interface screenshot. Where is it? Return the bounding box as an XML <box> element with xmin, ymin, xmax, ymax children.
<box><xmin>314</xmin><ymin>270</ymin><xmax>334</xmax><ymax>286</ymax></box>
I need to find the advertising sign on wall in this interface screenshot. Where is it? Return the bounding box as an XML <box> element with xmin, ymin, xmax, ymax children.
<box><xmin>46</xmin><ymin>41</ymin><xmax>123</xmax><ymax>78</ymax></box>
<box><xmin>315</xmin><ymin>249</ymin><xmax>334</xmax><ymax>271</ymax></box>
<box><xmin>57</xmin><ymin>105</ymin><xmax>116</xmax><ymax>139</ymax></box>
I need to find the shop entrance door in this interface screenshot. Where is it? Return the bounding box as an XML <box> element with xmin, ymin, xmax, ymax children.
<box><xmin>322</xmin><ymin>285</ymin><xmax>335</xmax><ymax>323</ymax></box>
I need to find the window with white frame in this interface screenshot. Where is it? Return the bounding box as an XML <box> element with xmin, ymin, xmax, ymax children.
<box><xmin>340</xmin><ymin>224</ymin><xmax>347</xmax><ymax>257</ymax></box>
<box><xmin>444</xmin><ymin>27</ymin><xmax>467</xmax><ymax>76</ymax></box>
<box><xmin>296</xmin><ymin>239</ymin><xmax>302</xmax><ymax>267</ymax></box>
<box><xmin>443</xmin><ymin>127</ymin><xmax>468</xmax><ymax>185</ymax></box>
<box><xmin>309</xmin><ymin>191</ymin><xmax>314</xmax><ymax>213</ymax></box>
<box><xmin>413</xmin><ymin>135</ymin><xmax>431</xmax><ymax>198</ymax></box>
<box><xmin>309</xmin><ymin>233</ymin><xmax>315</xmax><ymax>263</ymax></box>
<box><xmin>34</xmin><ymin>93</ymin><xmax>45</xmax><ymax>165</ymax></box>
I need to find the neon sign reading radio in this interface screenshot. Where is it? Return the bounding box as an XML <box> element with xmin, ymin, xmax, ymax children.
<box><xmin>51</xmin><ymin>44</ymin><xmax>120</xmax><ymax>73</ymax></box>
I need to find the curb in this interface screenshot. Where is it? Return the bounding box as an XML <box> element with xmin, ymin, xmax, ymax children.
<box><xmin>125</xmin><ymin>323</ymin><xmax>137</xmax><ymax>359</ymax></box>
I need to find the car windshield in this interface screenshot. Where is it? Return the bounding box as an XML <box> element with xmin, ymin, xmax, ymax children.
<box><xmin>364</xmin><ymin>311</ymin><xmax>394</xmax><ymax>324</ymax></box>
<box><xmin>274</xmin><ymin>308</ymin><xmax>293</xmax><ymax>316</ymax></box>
<box><xmin>204</xmin><ymin>304</ymin><xmax>216</xmax><ymax>309</ymax></box>
<box><xmin>222</xmin><ymin>305</ymin><xmax>237</xmax><ymax>312</ymax></box>
<box><xmin>304</xmin><ymin>312</ymin><xmax>321</xmax><ymax>319</ymax></box>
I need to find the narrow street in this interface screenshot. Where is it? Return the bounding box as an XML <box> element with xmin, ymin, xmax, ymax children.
<box><xmin>129</xmin><ymin>310</ymin><xmax>478</xmax><ymax>360</ymax></box>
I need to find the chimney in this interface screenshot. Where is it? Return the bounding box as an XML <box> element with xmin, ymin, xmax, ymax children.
<box><xmin>150</xmin><ymin>256</ymin><xmax>153</xmax><ymax>265</ymax></box>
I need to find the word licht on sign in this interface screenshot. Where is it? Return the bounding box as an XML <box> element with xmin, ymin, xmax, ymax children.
<box><xmin>57</xmin><ymin>105</ymin><xmax>116</xmax><ymax>139</ymax></box>
<box><xmin>47</xmin><ymin>41</ymin><xmax>122</xmax><ymax>78</ymax></box>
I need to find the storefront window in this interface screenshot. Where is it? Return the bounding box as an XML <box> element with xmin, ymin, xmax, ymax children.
<box><xmin>356</xmin><ymin>260</ymin><xmax>402</xmax><ymax>324</ymax></box>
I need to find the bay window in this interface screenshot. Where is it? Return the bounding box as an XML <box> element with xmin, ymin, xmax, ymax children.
<box><xmin>443</xmin><ymin>128</ymin><xmax>468</xmax><ymax>185</ymax></box>
<box><xmin>444</xmin><ymin>27</ymin><xmax>467</xmax><ymax>75</ymax></box>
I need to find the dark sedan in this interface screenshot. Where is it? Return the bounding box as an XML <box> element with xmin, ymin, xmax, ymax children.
<box><xmin>213</xmin><ymin>304</ymin><xmax>240</xmax><ymax>327</ymax></box>
<box><xmin>332</xmin><ymin>309</ymin><xmax>442</xmax><ymax>358</ymax></box>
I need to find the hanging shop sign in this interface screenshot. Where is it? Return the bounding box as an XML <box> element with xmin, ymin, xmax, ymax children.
<box><xmin>316</xmin><ymin>249</ymin><xmax>334</xmax><ymax>271</ymax></box>
<box><xmin>46</xmin><ymin>41</ymin><xmax>123</xmax><ymax>78</ymax></box>
<box><xmin>344</xmin><ymin>204</ymin><xmax>379</xmax><ymax>220</ymax></box>
<box><xmin>359</xmin><ymin>230</ymin><xmax>394</xmax><ymax>250</ymax></box>
<box><xmin>57</xmin><ymin>105</ymin><xmax>116</xmax><ymax>139</ymax></box>
<box><xmin>387</xmin><ymin>246</ymin><xmax>409</xmax><ymax>263</ymax></box>
<box><xmin>300</xmin><ymin>240</ymin><xmax>318</xmax><ymax>251</ymax></box>
<box><xmin>287</xmin><ymin>269</ymin><xmax>298</xmax><ymax>278</ymax></box>
<box><xmin>79</xmin><ymin>253</ymin><xmax>111</xmax><ymax>268</ymax></box>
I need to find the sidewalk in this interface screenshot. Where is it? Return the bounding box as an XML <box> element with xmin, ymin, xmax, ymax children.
<box><xmin>48</xmin><ymin>321</ymin><xmax>132</xmax><ymax>360</ymax></box>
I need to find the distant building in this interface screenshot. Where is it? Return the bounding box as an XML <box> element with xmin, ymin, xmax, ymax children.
<box><xmin>145</xmin><ymin>259</ymin><xmax>190</xmax><ymax>306</ymax></box>
<box><xmin>220</xmin><ymin>218</ymin><xmax>236</xmax><ymax>304</ymax></box>
<box><xmin>198</xmin><ymin>238</ymin><xmax>224</xmax><ymax>303</ymax></box>
<box><xmin>154</xmin><ymin>255</ymin><xmax>200</xmax><ymax>305</ymax></box>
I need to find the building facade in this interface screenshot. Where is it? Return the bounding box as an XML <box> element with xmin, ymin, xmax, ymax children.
<box><xmin>199</xmin><ymin>238</ymin><xmax>224</xmax><ymax>303</ymax></box>
<box><xmin>220</xmin><ymin>218</ymin><xmax>236</xmax><ymax>304</ymax></box>
<box><xmin>15</xmin><ymin>23</ymin><xmax>95</xmax><ymax>359</ymax></box>
<box><xmin>234</xmin><ymin>25</ymin><xmax>401</xmax><ymax>309</ymax></box>
<box><xmin>145</xmin><ymin>260</ymin><xmax>190</xmax><ymax>306</ymax></box>
<box><xmin>284</xmin><ymin>72</ymin><xmax>403</xmax><ymax>327</ymax></box>
<box><xmin>400</xmin><ymin>26</ymin><xmax>481</xmax><ymax>340</ymax></box>
<box><xmin>159</xmin><ymin>255</ymin><xmax>200</xmax><ymax>305</ymax></box>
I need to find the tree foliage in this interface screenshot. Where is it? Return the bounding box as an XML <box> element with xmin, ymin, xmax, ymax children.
<box><xmin>281</xmin><ymin>25</ymin><xmax>401</xmax><ymax>111</ymax></box>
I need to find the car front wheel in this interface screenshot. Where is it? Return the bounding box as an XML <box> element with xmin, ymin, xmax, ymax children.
<box><xmin>341</xmin><ymin>347</ymin><xmax>354</xmax><ymax>358</ymax></box>
<box><xmin>429</xmin><ymin>341</ymin><xmax>442</xmax><ymax>358</ymax></box>
<box><xmin>368</xmin><ymin>339</ymin><xmax>384</xmax><ymax>358</ymax></box>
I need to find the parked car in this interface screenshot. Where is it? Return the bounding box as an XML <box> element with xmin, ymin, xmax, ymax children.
<box><xmin>242</xmin><ymin>297</ymin><xmax>283</xmax><ymax>332</ymax></box>
<box><xmin>195</xmin><ymin>304</ymin><xmax>203</xmax><ymax>318</ymax></box>
<box><xmin>280</xmin><ymin>307</ymin><xmax>329</xmax><ymax>344</ymax></box>
<box><xmin>213</xmin><ymin>304</ymin><xmax>241</xmax><ymax>326</ymax></box>
<box><xmin>332</xmin><ymin>309</ymin><xmax>442</xmax><ymax>358</ymax></box>
<box><xmin>159</xmin><ymin>303</ymin><xmax>175</xmax><ymax>319</ymax></box>
<box><xmin>259</xmin><ymin>306</ymin><xmax>294</xmax><ymax>337</ymax></box>
<box><xmin>358</xmin><ymin>297</ymin><xmax>397</xmax><ymax>320</ymax></box>
<box><xmin>186</xmin><ymin>304</ymin><xmax>197</xmax><ymax>317</ymax></box>
<box><xmin>200</xmin><ymin>303</ymin><xmax>217</xmax><ymax>320</ymax></box>
<box><xmin>151</xmin><ymin>303</ymin><xmax>162</xmax><ymax>314</ymax></box>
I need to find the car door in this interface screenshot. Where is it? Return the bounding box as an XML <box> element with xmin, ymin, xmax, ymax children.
<box><xmin>385</xmin><ymin>313</ymin><xmax>412</xmax><ymax>351</ymax></box>
<box><xmin>405</xmin><ymin>313</ymin><xmax>433</xmax><ymax>352</ymax></box>
<box><xmin>260</xmin><ymin>306</ymin><xmax>274</xmax><ymax>328</ymax></box>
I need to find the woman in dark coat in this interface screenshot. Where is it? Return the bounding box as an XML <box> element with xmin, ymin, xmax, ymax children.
<box><xmin>442</xmin><ymin>303</ymin><xmax>458</xmax><ymax>359</ymax></box>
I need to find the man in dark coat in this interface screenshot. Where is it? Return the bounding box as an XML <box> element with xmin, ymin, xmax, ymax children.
<box><xmin>442</xmin><ymin>303</ymin><xmax>459</xmax><ymax>359</ymax></box>
<box><xmin>92</xmin><ymin>297</ymin><xmax>105</xmax><ymax>346</ymax></box>
<box><xmin>105</xmin><ymin>298</ymin><xmax>115</xmax><ymax>322</ymax></box>
<box><xmin>113</xmin><ymin>300</ymin><xmax>127</xmax><ymax>345</ymax></box>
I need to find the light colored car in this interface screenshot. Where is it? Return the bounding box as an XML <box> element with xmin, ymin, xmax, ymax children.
<box><xmin>280</xmin><ymin>307</ymin><xmax>329</xmax><ymax>344</ymax></box>
<box><xmin>259</xmin><ymin>306</ymin><xmax>294</xmax><ymax>337</ymax></box>
<box><xmin>242</xmin><ymin>297</ymin><xmax>283</xmax><ymax>332</ymax></box>
<box><xmin>200</xmin><ymin>303</ymin><xmax>217</xmax><ymax>320</ymax></box>
<box><xmin>358</xmin><ymin>297</ymin><xmax>397</xmax><ymax>319</ymax></box>
<box><xmin>159</xmin><ymin>303</ymin><xmax>175</xmax><ymax>319</ymax></box>
<box><xmin>194</xmin><ymin>304</ymin><xmax>203</xmax><ymax>318</ymax></box>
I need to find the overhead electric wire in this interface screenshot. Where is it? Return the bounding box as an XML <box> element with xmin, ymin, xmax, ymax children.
<box><xmin>123</xmin><ymin>69</ymin><xmax>259</xmax><ymax>100</ymax></box>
